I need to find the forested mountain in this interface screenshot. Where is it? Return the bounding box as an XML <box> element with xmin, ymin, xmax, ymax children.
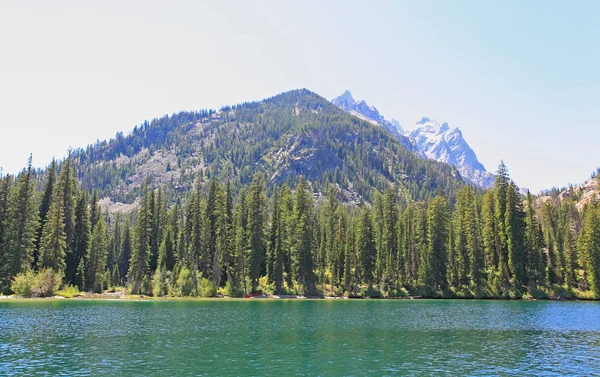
<box><xmin>1</xmin><ymin>89</ymin><xmax>599</xmax><ymax>301</ymax></box>
<box><xmin>63</xmin><ymin>89</ymin><xmax>464</xmax><ymax>206</ymax></box>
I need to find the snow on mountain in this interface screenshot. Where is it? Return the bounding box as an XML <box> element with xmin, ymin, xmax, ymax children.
<box><xmin>406</xmin><ymin>117</ymin><xmax>494</xmax><ymax>188</ymax></box>
<box><xmin>332</xmin><ymin>90</ymin><xmax>405</xmax><ymax>139</ymax></box>
<box><xmin>332</xmin><ymin>90</ymin><xmax>494</xmax><ymax>188</ymax></box>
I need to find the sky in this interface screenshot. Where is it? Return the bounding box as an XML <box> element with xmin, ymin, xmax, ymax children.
<box><xmin>0</xmin><ymin>1</ymin><xmax>598</xmax><ymax>192</ymax></box>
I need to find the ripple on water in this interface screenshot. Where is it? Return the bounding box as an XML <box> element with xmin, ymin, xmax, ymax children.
<box><xmin>0</xmin><ymin>299</ymin><xmax>599</xmax><ymax>376</ymax></box>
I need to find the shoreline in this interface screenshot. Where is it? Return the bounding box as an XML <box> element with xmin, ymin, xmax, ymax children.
<box><xmin>1</xmin><ymin>293</ymin><xmax>597</xmax><ymax>302</ymax></box>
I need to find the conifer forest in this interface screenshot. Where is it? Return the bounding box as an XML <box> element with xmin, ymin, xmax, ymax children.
<box><xmin>1</xmin><ymin>152</ymin><xmax>599</xmax><ymax>300</ymax></box>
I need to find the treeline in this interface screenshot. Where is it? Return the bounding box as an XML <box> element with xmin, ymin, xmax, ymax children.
<box><xmin>1</xmin><ymin>157</ymin><xmax>599</xmax><ymax>299</ymax></box>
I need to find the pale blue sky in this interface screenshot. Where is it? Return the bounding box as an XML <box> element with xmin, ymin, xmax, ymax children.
<box><xmin>1</xmin><ymin>1</ymin><xmax>598</xmax><ymax>192</ymax></box>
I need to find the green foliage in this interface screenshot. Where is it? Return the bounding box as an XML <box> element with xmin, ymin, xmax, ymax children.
<box><xmin>55</xmin><ymin>285</ymin><xmax>81</xmax><ymax>298</ymax></box>
<box><xmin>2</xmin><ymin>119</ymin><xmax>599</xmax><ymax>302</ymax></box>
<box><xmin>11</xmin><ymin>268</ymin><xmax>62</xmax><ymax>297</ymax></box>
<box><xmin>152</xmin><ymin>267</ymin><xmax>170</xmax><ymax>297</ymax></box>
<box><xmin>175</xmin><ymin>267</ymin><xmax>196</xmax><ymax>297</ymax></box>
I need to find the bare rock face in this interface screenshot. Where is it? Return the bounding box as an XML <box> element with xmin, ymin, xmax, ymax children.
<box><xmin>406</xmin><ymin>118</ymin><xmax>495</xmax><ymax>188</ymax></box>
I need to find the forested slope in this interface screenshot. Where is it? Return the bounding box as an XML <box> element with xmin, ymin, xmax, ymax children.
<box><xmin>68</xmin><ymin>89</ymin><xmax>465</xmax><ymax>204</ymax></box>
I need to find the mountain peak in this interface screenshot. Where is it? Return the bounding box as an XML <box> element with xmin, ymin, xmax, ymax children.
<box><xmin>330</xmin><ymin>90</ymin><xmax>412</xmax><ymax>149</ymax></box>
<box><xmin>417</xmin><ymin>116</ymin><xmax>432</xmax><ymax>125</ymax></box>
<box><xmin>407</xmin><ymin>118</ymin><xmax>493</xmax><ymax>188</ymax></box>
<box><xmin>331</xmin><ymin>90</ymin><xmax>356</xmax><ymax>109</ymax></box>
<box><xmin>390</xmin><ymin>119</ymin><xmax>404</xmax><ymax>134</ymax></box>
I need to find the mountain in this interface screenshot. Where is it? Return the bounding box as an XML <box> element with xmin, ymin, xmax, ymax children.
<box><xmin>331</xmin><ymin>90</ymin><xmax>409</xmax><ymax>147</ymax></box>
<box><xmin>69</xmin><ymin>89</ymin><xmax>466</xmax><ymax>206</ymax></box>
<box><xmin>331</xmin><ymin>91</ymin><xmax>494</xmax><ymax>188</ymax></box>
<box><xmin>538</xmin><ymin>173</ymin><xmax>600</xmax><ymax>211</ymax></box>
<box><xmin>406</xmin><ymin>117</ymin><xmax>495</xmax><ymax>188</ymax></box>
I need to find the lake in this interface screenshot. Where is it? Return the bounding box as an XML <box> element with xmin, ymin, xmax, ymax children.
<box><xmin>1</xmin><ymin>299</ymin><xmax>599</xmax><ymax>376</ymax></box>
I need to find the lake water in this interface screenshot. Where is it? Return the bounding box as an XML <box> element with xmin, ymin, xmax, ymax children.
<box><xmin>1</xmin><ymin>299</ymin><xmax>599</xmax><ymax>376</ymax></box>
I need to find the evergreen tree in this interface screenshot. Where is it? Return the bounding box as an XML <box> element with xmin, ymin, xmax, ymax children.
<box><xmin>505</xmin><ymin>182</ymin><xmax>526</xmax><ymax>288</ymax></box>
<box><xmin>68</xmin><ymin>191</ymin><xmax>91</xmax><ymax>284</ymax></box>
<box><xmin>5</xmin><ymin>156</ymin><xmax>38</xmax><ymax>281</ymax></box>
<box><xmin>293</xmin><ymin>176</ymin><xmax>315</xmax><ymax>295</ymax></box>
<box><xmin>248</xmin><ymin>173</ymin><xmax>266</xmax><ymax>292</ymax></box>
<box><xmin>119</xmin><ymin>220</ymin><xmax>132</xmax><ymax>285</ymax></box>
<box><xmin>356</xmin><ymin>204</ymin><xmax>376</xmax><ymax>286</ymax></box>
<box><xmin>427</xmin><ymin>197</ymin><xmax>450</xmax><ymax>290</ymax></box>
<box><xmin>128</xmin><ymin>183</ymin><xmax>151</xmax><ymax>294</ymax></box>
<box><xmin>85</xmin><ymin>216</ymin><xmax>108</xmax><ymax>292</ymax></box>
<box><xmin>381</xmin><ymin>188</ymin><xmax>399</xmax><ymax>289</ymax></box>
<box><xmin>38</xmin><ymin>198</ymin><xmax>67</xmax><ymax>274</ymax></box>
<box><xmin>0</xmin><ymin>174</ymin><xmax>13</xmax><ymax>291</ymax></box>
<box><xmin>234</xmin><ymin>189</ymin><xmax>250</xmax><ymax>294</ymax></box>
<box><xmin>35</xmin><ymin>159</ymin><xmax>56</xmax><ymax>266</ymax></box>
<box><xmin>494</xmin><ymin>162</ymin><xmax>511</xmax><ymax>285</ymax></box>
<box><xmin>58</xmin><ymin>155</ymin><xmax>78</xmax><ymax>264</ymax></box>
<box><xmin>581</xmin><ymin>205</ymin><xmax>600</xmax><ymax>297</ymax></box>
<box><xmin>525</xmin><ymin>191</ymin><xmax>545</xmax><ymax>286</ymax></box>
<box><xmin>158</xmin><ymin>223</ymin><xmax>176</xmax><ymax>272</ymax></box>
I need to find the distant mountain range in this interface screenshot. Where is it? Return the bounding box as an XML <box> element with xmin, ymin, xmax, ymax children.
<box><xmin>331</xmin><ymin>91</ymin><xmax>495</xmax><ymax>188</ymax></box>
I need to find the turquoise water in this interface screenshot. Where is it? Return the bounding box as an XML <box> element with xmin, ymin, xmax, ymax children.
<box><xmin>1</xmin><ymin>299</ymin><xmax>599</xmax><ymax>376</ymax></box>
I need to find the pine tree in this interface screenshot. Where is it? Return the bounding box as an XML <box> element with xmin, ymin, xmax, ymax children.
<box><xmin>453</xmin><ymin>187</ymin><xmax>472</xmax><ymax>287</ymax></box>
<box><xmin>427</xmin><ymin>197</ymin><xmax>450</xmax><ymax>291</ymax></box>
<box><xmin>0</xmin><ymin>173</ymin><xmax>13</xmax><ymax>291</ymax></box>
<box><xmin>222</xmin><ymin>181</ymin><xmax>234</xmax><ymax>287</ymax></box>
<box><xmin>356</xmin><ymin>204</ymin><xmax>376</xmax><ymax>286</ymax></box>
<box><xmin>206</xmin><ymin>179</ymin><xmax>220</xmax><ymax>286</ymax></box>
<box><xmin>119</xmin><ymin>220</ymin><xmax>132</xmax><ymax>285</ymax></box>
<box><xmin>581</xmin><ymin>205</ymin><xmax>600</xmax><ymax>297</ymax></box>
<box><xmin>85</xmin><ymin>216</ymin><xmax>108</xmax><ymax>292</ymax></box>
<box><xmin>128</xmin><ymin>183</ymin><xmax>151</xmax><ymax>294</ymax></box>
<box><xmin>494</xmin><ymin>162</ymin><xmax>511</xmax><ymax>285</ymax></box>
<box><xmin>505</xmin><ymin>182</ymin><xmax>526</xmax><ymax>288</ymax></box>
<box><xmin>381</xmin><ymin>188</ymin><xmax>398</xmax><ymax>289</ymax></box>
<box><xmin>58</xmin><ymin>155</ymin><xmax>78</xmax><ymax>265</ymax></box>
<box><xmin>268</xmin><ymin>188</ymin><xmax>284</xmax><ymax>293</ymax></box>
<box><xmin>525</xmin><ymin>191</ymin><xmax>545</xmax><ymax>287</ymax></box>
<box><xmin>158</xmin><ymin>223</ymin><xmax>176</xmax><ymax>272</ymax></box>
<box><xmin>35</xmin><ymin>159</ymin><xmax>56</xmax><ymax>266</ymax></box>
<box><xmin>467</xmin><ymin>191</ymin><xmax>485</xmax><ymax>292</ymax></box>
<box><xmin>76</xmin><ymin>257</ymin><xmax>85</xmax><ymax>290</ymax></box>
<box><xmin>38</xmin><ymin>198</ymin><xmax>67</xmax><ymax>274</ymax></box>
<box><xmin>234</xmin><ymin>189</ymin><xmax>250</xmax><ymax>294</ymax></box>
<box><xmin>248</xmin><ymin>173</ymin><xmax>266</xmax><ymax>292</ymax></box>
<box><xmin>68</xmin><ymin>191</ymin><xmax>91</xmax><ymax>284</ymax></box>
<box><xmin>344</xmin><ymin>216</ymin><xmax>355</xmax><ymax>295</ymax></box>
<box><xmin>89</xmin><ymin>189</ymin><xmax>100</xmax><ymax>231</ymax></box>
<box><xmin>293</xmin><ymin>176</ymin><xmax>315</xmax><ymax>295</ymax></box>
<box><xmin>6</xmin><ymin>156</ymin><xmax>38</xmax><ymax>280</ymax></box>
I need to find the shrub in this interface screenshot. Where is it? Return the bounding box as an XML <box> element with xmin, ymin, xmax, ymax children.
<box><xmin>176</xmin><ymin>267</ymin><xmax>196</xmax><ymax>297</ymax></box>
<box><xmin>258</xmin><ymin>275</ymin><xmax>275</xmax><ymax>296</ymax></box>
<box><xmin>32</xmin><ymin>269</ymin><xmax>63</xmax><ymax>297</ymax></box>
<box><xmin>11</xmin><ymin>271</ymin><xmax>36</xmax><ymax>297</ymax></box>
<box><xmin>223</xmin><ymin>280</ymin><xmax>243</xmax><ymax>297</ymax></box>
<box><xmin>152</xmin><ymin>268</ymin><xmax>170</xmax><ymax>297</ymax></box>
<box><xmin>55</xmin><ymin>285</ymin><xmax>81</xmax><ymax>298</ymax></box>
<box><xmin>11</xmin><ymin>269</ymin><xmax>62</xmax><ymax>297</ymax></box>
<box><xmin>199</xmin><ymin>278</ymin><xmax>216</xmax><ymax>298</ymax></box>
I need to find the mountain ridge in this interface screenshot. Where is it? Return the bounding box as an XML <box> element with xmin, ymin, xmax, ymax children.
<box><xmin>60</xmin><ymin>88</ymin><xmax>466</xmax><ymax>206</ymax></box>
<box><xmin>331</xmin><ymin>91</ymin><xmax>494</xmax><ymax>188</ymax></box>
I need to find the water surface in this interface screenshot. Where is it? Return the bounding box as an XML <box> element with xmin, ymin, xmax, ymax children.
<box><xmin>1</xmin><ymin>299</ymin><xmax>599</xmax><ymax>376</ymax></box>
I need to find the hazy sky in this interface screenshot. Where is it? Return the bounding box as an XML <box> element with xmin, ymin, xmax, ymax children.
<box><xmin>1</xmin><ymin>1</ymin><xmax>598</xmax><ymax>192</ymax></box>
